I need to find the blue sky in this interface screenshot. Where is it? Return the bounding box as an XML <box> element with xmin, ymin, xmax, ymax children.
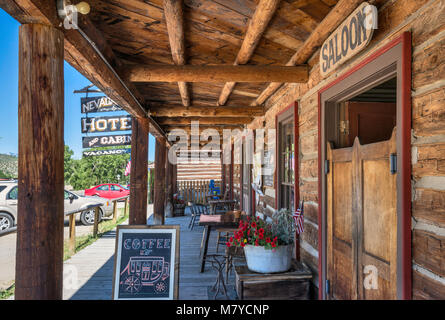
<box><xmin>0</xmin><ymin>9</ymin><xmax>155</xmax><ymax>161</ymax></box>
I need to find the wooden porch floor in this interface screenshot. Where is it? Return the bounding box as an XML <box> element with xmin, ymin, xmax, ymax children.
<box><xmin>63</xmin><ymin>209</ymin><xmax>236</xmax><ymax>300</ymax></box>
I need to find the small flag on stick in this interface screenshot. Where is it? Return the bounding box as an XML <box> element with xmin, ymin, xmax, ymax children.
<box><xmin>124</xmin><ymin>160</ymin><xmax>131</xmax><ymax>176</ymax></box>
<box><xmin>293</xmin><ymin>201</ymin><xmax>304</xmax><ymax>235</ymax></box>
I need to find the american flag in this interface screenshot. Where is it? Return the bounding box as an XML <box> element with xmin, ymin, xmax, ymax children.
<box><xmin>293</xmin><ymin>201</ymin><xmax>304</xmax><ymax>235</ymax></box>
<box><xmin>124</xmin><ymin>160</ymin><xmax>131</xmax><ymax>176</ymax></box>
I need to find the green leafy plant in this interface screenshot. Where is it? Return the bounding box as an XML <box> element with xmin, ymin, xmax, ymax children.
<box><xmin>271</xmin><ymin>209</ymin><xmax>296</xmax><ymax>245</ymax></box>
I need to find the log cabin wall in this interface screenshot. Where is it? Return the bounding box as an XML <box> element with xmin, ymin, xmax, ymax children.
<box><xmin>242</xmin><ymin>0</ymin><xmax>445</xmax><ymax>299</ymax></box>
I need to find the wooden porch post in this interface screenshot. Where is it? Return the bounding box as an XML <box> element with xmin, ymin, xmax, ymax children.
<box><xmin>16</xmin><ymin>24</ymin><xmax>64</xmax><ymax>300</ymax></box>
<box><xmin>129</xmin><ymin>116</ymin><xmax>149</xmax><ymax>225</ymax></box>
<box><xmin>165</xmin><ymin>152</ymin><xmax>174</xmax><ymax>217</ymax></box>
<box><xmin>172</xmin><ymin>163</ymin><xmax>177</xmax><ymax>195</ymax></box>
<box><xmin>154</xmin><ymin>137</ymin><xmax>166</xmax><ymax>224</ymax></box>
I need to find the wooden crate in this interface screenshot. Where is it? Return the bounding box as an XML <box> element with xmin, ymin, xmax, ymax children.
<box><xmin>234</xmin><ymin>260</ymin><xmax>312</xmax><ymax>300</ymax></box>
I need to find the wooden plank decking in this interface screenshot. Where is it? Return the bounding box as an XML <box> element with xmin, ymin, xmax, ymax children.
<box><xmin>63</xmin><ymin>210</ymin><xmax>235</xmax><ymax>300</ymax></box>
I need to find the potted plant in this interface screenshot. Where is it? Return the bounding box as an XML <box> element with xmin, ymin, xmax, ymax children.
<box><xmin>226</xmin><ymin>209</ymin><xmax>296</xmax><ymax>273</ymax></box>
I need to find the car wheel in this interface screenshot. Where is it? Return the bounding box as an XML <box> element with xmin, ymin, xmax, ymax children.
<box><xmin>0</xmin><ymin>212</ymin><xmax>13</xmax><ymax>231</ymax></box>
<box><xmin>80</xmin><ymin>208</ymin><xmax>103</xmax><ymax>226</ymax></box>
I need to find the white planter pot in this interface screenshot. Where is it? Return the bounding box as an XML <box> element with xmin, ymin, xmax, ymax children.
<box><xmin>243</xmin><ymin>244</ymin><xmax>292</xmax><ymax>273</ymax></box>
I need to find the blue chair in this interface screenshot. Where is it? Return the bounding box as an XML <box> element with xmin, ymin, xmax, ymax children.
<box><xmin>208</xmin><ymin>180</ymin><xmax>221</xmax><ymax>200</ymax></box>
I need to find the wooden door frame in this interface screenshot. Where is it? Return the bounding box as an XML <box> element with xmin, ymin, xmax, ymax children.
<box><xmin>241</xmin><ymin>133</ymin><xmax>254</xmax><ymax>215</ymax></box>
<box><xmin>317</xmin><ymin>32</ymin><xmax>412</xmax><ymax>300</ymax></box>
<box><xmin>275</xmin><ymin>101</ymin><xmax>299</xmax><ymax>259</ymax></box>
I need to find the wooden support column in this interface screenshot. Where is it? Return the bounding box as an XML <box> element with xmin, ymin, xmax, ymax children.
<box><xmin>16</xmin><ymin>24</ymin><xmax>64</xmax><ymax>300</ymax></box>
<box><xmin>154</xmin><ymin>137</ymin><xmax>167</xmax><ymax>224</ymax></box>
<box><xmin>129</xmin><ymin>116</ymin><xmax>149</xmax><ymax>225</ymax></box>
<box><xmin>165</xmin><ymin>152</ymin><xmax>174</xmax><ymax>218</ymax></box>
<box><xmin>172</xmin><ymin>163</ymin><xmax>177</xmax><ymax>195</ymax></box>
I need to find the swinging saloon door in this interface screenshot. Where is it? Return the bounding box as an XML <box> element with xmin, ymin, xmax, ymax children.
<box><xmin>326</xmin><ymin>130</ymin><xmax>398</xmax><ymax>300</ymax></box>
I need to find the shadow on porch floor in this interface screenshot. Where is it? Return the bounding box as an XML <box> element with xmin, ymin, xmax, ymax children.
<box><xmin>65</xmin><ymin>210</ymin><xmax>237</xmax><ymax>300</ymax></box>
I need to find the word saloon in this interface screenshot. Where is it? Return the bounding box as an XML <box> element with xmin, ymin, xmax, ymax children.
<box><xmin>81</xmin><ymin>116</ymin><xmax>132</xmax><ymax>133</ymax></box>
<box><xmin>81</xmin><ymin>96</ymin><xmax>123</xmax><ymax>113</ymax></box>
<box><xmin>82</xmin><ymin>134</ymin><xmax>131</xmax><ymax>148</ymax></box>
<box><xmin>320</xmin><ymin>2</ymin><xmax>377</xmax><ymax>77</ymax></box>
<box><xmin>82</xmin><ymin>148</ymin><xmax>131</xmax><ymax>157</ymax></box>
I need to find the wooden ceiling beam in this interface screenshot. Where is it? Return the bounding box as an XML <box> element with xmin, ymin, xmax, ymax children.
<box><xmin>155</xmin><ymin>117</ymin><xmax>253</xmax><ymax>125</ymax></box>
<box><xmin>127</xmin><ymin>65</ymin><xmax>308</xmax><ymax>83</ymax></box>
<box><xmin>252</xmin><ymin>0</ymin><xmax>364</xmax><ymax>106</ymax></box>
<box><xmin>0</xmin><ymin>0</ymin><xmax>169</xmax><ymax>142</ymax></box>
<box><xmin>163</xmin><ymin>0</ymin><xmax>190</xmax><ymax>107</ymax></box>
<box><xmin>149</xmin><ymin>105</ymin><xmax>264</xmax><ymax>117</ymax></box>
<box><xmin>164</xmin><ymin>125</ymin><xmax>244</xmax><ymax>133</ymax></box>
<box><xmin>217</xmin><ymin>0</ymin><xmax>281</xmax><ymax>106</ymax></box>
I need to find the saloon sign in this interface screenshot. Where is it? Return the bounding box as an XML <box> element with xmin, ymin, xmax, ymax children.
<box><xmin>81</xmin><ymin>96</ymin><xmax>123</xmax><ymax>113</ymax></box>
<box><xmin>320</xmin><ymin>2</ymin><xmax>377</xmax><ymax>78</ymax></box>
<box><xmin>81</xmin><ymin>116</ymin><xmax>132</xmax><ymax>133</ymax></box>
<box><xmin>82</xmin><ymin>134</ymin><xmax>131</xmax><ymax>148</ymax></box>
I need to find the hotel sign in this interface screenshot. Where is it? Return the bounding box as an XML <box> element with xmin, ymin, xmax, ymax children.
<box><xmin>82</xmin><ymin>148</ymin><xmax>131</xmax><ymax>157</ymax></box>
<box><xmin>320</xmin><ymin>2</ymin><xmax>377</xmax><ymax>78</ymax></box>
<box><xmin>81</xmin><ymin>96</ymin><xmax>123</xmax><ymax>113</ymax></box>
<box><xmin>81</xmin><ymin>116</ymin><xmax>132</xmax><ymax>133</ymax></box>
<box><xmin>82</xmin><ymin>134</ymin><xmax>131</xmax><ymax>148</ymax></box>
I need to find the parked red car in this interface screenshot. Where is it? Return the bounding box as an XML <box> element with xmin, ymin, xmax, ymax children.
<box><xmin>85</xmin><ymin>183</ymin><xmax>129</xmax><ymax>199</ymax></box>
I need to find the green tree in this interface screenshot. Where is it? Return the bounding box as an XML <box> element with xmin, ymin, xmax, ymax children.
<box><xmin>65</xmin><ymin>145</ymin><xmax>131</xmax><ymax>190</ymax></box>
<box><xmin>64</xmin><ymin>145</ymin><xmax>75</xmax><ymax>183</ymax></box>
<box><xmin>0</xmin><ymin>170</ymin><xmax>11</xmax><ymax>179</ymax></box>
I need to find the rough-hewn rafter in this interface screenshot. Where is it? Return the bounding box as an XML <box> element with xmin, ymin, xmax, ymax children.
<box><xmin>217</xmin><ymin>0</ymin><xmax>281</xmax><ymax>106</ymax></box>
<box><xmin>163</xmin><ymin>0</ymin><xmax>190</xmax><ymax>106</ymax></box>
<box><xmin>149</xmin><ymin>105</ymin><xmax>264</xmax><ymax>117</ymax></box>
<box><xmin>251</xmin><ymin>0</ymin><xmax>364</xmax><ymax>106</ymax></box>
<box><xmin>127</xmin><ymin>65</ymin><xmax>308</xmax><ymax>83</ymax></box>
<box><xmin>155</xmin><ymin>117</ymin><xmax>253</xmax><ymax>125</ymax></box>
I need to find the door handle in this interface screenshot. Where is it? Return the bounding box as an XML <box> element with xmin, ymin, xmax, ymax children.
<box><xmin>390</xmin><ymin>153</ymin><xmax>397</xmax><ymax>174</ymax></box>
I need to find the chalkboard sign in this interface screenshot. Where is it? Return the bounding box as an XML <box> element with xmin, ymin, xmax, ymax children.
<box><xmin>112</xmin><ymin>225</ymin><xmax>180</xmax><ymax>300</ymax></box>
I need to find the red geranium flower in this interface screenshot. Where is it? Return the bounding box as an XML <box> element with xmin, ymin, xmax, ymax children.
<box><xmin>226</xmin><ymin>242</ymin><xmax>231</xmax><ymax>247</ymax></box>
<box><xmin>229</xmin><ymin>237</ymin><xmax>234</xmax><ymax>242</ymax></box>
<box><xmin>251</xmin><ymin>222</ymin><xmax>257</xmax><ymax>228</ymax></box>
<box><xmin>266</xmin><ymin>237</ymin><xmax>271</xmax><ymax>243</ymax></box>
<box><xmin>271</xmin><ymin>242</ymin><xmax>277</xmax><ymax>248</ymax></box>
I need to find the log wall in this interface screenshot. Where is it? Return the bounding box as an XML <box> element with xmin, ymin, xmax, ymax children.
<box><xmin>244</xmin><ymin>0</ymin><xmax>445</xmax><ymax>299</ymax></box>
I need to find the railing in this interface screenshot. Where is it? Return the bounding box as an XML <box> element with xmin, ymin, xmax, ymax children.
<box><xmin>0</xmin><ymin>196</ymin><xmax>130</xmax><ymax>257</ymax></box>
<box><xmin>177</xmin><ymin>180</ymin><xmax>222</xmax><ymax>204</ymax></box>
<box><xmin>66</xmin><ymin>195</ymin><xmax>129</xmax><ymax>256</ymax></box>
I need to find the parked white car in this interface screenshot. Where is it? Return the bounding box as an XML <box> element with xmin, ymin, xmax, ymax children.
<box><xmin>0</xmin><ymin>181</ymin><xmax>114</xmax><ymax>231</ymax></box>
